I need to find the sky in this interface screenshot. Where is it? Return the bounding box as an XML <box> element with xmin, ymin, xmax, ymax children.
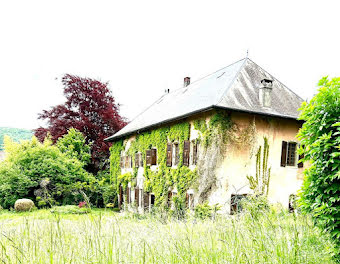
<box><xmin>0</xmin><ymin>0</ymin><xmax>339</xmax><ymax>130</ymax></box>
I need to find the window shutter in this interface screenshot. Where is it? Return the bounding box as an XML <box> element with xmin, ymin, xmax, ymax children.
<box><xmin>151</xmin><ymin>149</ymin><xmax>157</xmax><ymax>165</ymax></box>
<box><xmin>120</xmin><ymin>156</ymin><xmax>124</xmax><ymax>168</ymax></box>
<box><xmin>167</xmin><ymin>191</ymin><xmax>172</xmax><ymax>207</ymax></box>
<box><xmin>126</xmin><ymin>186</ymin><xmax>130</xmax><ymax>204</ymax></box>
<box><xmin>166</xmin><ymin>143</ymin><xmax>172</xmax><ymax>167</ymax></box>
<box><xmin>193</xmin><ymin>141</ymin><xmax>198</xmax><ymax>165</ymax></box>
<box><xmin>124</xmin><ymin>156</ymin><xmax>128</xmax><ymax>168</ymax></box>
<box><xmin>144</xmin><ymin>192</ymin><xmax>149</xmax><ymax>210</ymax></box>
<box><xmin>146</xmin><ymin>150</ymin><xmax>152</xmax><ymax>166</ymax></box>
<box><xmin>139</xmin><ymin>153</ymin><xmax>143</xmax><ymax>167</ymax></box>
<box><xmin>280</xmin><ymin>141</ymin><xmax>287</xmax><ymax>167</ymax></box>
<box><xmin>119</xmin><ymin>185</ymin><xmax>123</xmax><ymax>208</ymax></box>
<box><xmin>135</xmin><ymin>153</ymin><xmax>139</xmax><ymax>168</ymax></box>
<box><xmin>183</xmin><ymin>140</ymin><xmax>190</xmax><ymax>166</ymax></box>
<box><xmin>298</xmin><ymin>153</ymin><xmax>304</xmax><ymax>168</ymax></box>
<box><xmin>135</xmin><ymin>188</ymin><xmax>140</xmax><ymax>207</ymax></box>
<box><xmin>174</xmin><ymin>143</ymin><xmax>179</xmax><ymax>165</ymax></box>
<box><xmin>287</xmin><ymin>142</ymin><xmax>297</xmax><ymax>166</ymax></box>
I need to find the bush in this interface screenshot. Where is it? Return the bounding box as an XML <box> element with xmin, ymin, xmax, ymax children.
<box><xmin>194</xmin><ymin>202</ymin><xmax>221</xmax><ymax>220</ymax></box>
<box><xmin>241</xmin><ymin>195</ymin><xmax>270</xmax><ymax>219</ymax></box>
<box><xmin>0</xmin><ymin>136</ymin><xmax>92</xmax><ymax>209</ymax></box>
<box><xmin>297</xmin><ymin>77</ymin><xmax>340</xmax><ymax>253</ymax></box>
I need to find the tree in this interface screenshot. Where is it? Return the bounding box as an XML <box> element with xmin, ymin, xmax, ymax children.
<box><xmin>298</xmin><ymin>77</ymin><xmax>340</xmax><ymax>253</ymax></box>
<box><xmin>0</xmin><ymin>136</ymin><xmax>92</xmax><ymax>208</ymax></box>
<box><xmin>57</xmin><ymin>128</ymin><xmax>91</xmax><ymax>167</ymax></box>
<box><xmin>35</xmin><ymin>74</ymin><xmax>127</xmax><ymax>171</ymax></box>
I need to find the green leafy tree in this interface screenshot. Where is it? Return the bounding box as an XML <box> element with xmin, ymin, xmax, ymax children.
<box><xmin>57</xmin><ymin>128</ymin><xmax>91</xmax><ymax>167</ymax></box>
<box><xmin>298</xmin><ymin>77</ymin><xmax>340</xmax><ymax>252</ymax></box>
<box><xmin>0</xmin><ymin>136</ymin><xmax>91</xmax><ymax>208</ymax></box>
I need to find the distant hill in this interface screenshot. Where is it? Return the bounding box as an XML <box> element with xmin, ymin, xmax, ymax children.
<box><xmin>0</xmin><ymin>127</ymin><xmax>33</xmax><ymax>150</ymax></box>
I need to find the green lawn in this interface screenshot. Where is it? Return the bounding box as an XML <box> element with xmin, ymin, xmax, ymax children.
<box><xmin>0</xmin><ymin>207</ymin><xmax>336</xmax><ymax>263</ymax></box>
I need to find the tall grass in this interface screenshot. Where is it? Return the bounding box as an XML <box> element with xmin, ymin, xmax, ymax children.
<box><xmin>0</xmin><ymin>207</ymin><xmax>336</xmax><ymax>263</ymax></box>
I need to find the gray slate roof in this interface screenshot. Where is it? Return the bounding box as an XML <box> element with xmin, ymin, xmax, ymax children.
<box><xmin>106</xmin><ymin>58</ymin><xmax>304</xmax><ymax>141</ymax></box>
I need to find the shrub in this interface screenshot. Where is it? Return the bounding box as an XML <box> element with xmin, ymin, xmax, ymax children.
<box><xmin>194</xmin><ymin>202</ymin><xmax>221</xmax><ymax>220</ymax></box>
<box><xmin>241</xmin><ymin>195</ymin><xmax>270</xmax><ymax>219</ymax></box>
<box><xmin>0</xmin><ymin>136</ymin><xmax>92</xmax><ymax>209</ymax></box>
<box><xmin>297</xmin><ymin>76</ymin><xmax>340</xmax><ymax>253</ymax></box>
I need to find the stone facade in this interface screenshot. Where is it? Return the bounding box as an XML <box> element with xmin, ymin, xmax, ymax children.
<box><xmin>117</xmin><ymin>109</ymin><xmax>304</xmax><ymax>214</ymax></box>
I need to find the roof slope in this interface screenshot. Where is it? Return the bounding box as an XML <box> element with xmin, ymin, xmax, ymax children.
<box><xmin>106</xmin><ymin>58</ymin><xmax>303</xmax><ymax>141</ymax></box>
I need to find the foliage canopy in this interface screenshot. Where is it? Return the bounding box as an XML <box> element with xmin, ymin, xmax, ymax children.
<box><xmin>35</xmin><ymin>74</ymin><xmax>127</xmax><ymax>171</ymax></box>
<box><xmin>0</xmin><ymin>130</ymin><xmax>115</xmax><ymax>209</ymax></box>
<box><xmin>297</xmin><ymin>76</ymin><xmax>340</xmax><ymax>251</ymax></box>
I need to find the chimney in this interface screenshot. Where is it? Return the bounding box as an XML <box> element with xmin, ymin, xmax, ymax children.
<box><xmin>259</xmin><ymin>78</ymin><xmax>273</xmax><ymax>108</ymax></box>
<box><xmin>184</xmin><ymin>77</ymin><xmax>191</xmax><ymax>87</ymax></box>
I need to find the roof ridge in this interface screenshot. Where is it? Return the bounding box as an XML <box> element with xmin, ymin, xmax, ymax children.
<box><xmin>161</xmin><ymin>57</ymin><xmax>248</xmax><ymax>96</ymax></box>
<box><xmin>216</xmin><ymin>58</ymin><xmax>248</xmax><ymax>105</ymax></box>
<box><xmin>115</xmin><ymin>57</ymin><xmax>248</xmax><ymax>129</ymax></box>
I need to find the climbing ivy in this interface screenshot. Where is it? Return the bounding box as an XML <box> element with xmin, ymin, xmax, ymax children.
<box><xmin>110</xmin><ymin>122</ymin><xmax>198</xmax><ymax>207</ymax></box>
<box><xmin>194</xmin><ymin>110</ymin><xmax>233</xmax><ymax>147</ymax></box>
<box><xmin>109</xmin><ymin>139</ymin><xmax>124</xmax><ymax>199</ymax></box>
<box><xmin>110</xmin><ymin>109</ymin><xmax>256</xmax><ymax>208</ymax></box>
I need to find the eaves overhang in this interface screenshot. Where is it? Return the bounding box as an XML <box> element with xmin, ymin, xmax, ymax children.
<box><xmin>104</xmin><ymin>105</ymin><xmax>301</xmax><ymax>142</ymax></box>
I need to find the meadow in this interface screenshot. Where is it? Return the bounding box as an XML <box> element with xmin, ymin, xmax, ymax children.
<box><xmin>0</xmin><ymin>206</ymin><xmax>336</xmax><ymax>264</ymax></box>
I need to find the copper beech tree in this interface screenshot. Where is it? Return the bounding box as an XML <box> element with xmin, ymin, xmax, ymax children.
<box><xmin>35</xmin><ymin>74</ymin><xmax>127</xmax><ymax>171</ymax></box>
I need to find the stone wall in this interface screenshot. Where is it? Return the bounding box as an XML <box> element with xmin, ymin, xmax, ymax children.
<box><xmin>118</xmin><ymin>110</ymin><xmax>304</xmax><ymax>213</ymax></box>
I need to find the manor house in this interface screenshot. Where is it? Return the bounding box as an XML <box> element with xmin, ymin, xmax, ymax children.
<box><xmin>105</xmin><ymin>58</ymin><xmax>304</xmax><ymax>214</ymax></box>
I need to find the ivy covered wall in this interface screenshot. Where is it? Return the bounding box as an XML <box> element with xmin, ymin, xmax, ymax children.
<box><xmin>109</xmin><ymin>121</ymin><xmax>198</xmax><ymax>207</ymax></box>
<box><xmin>109</xmin><ymin>109</ymin><xmax>258</xmax><ymax>208</ymax></box>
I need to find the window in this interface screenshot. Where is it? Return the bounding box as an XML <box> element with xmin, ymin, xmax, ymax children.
<box><xmin>135</xmin><ymin>153</ymin><xmax>143</xmax><ymax>168</ymax></box>
<box><xmin>183</xmin><ymin>140</ymin><xmax>190</xmax><ymax>166</ymax></box>
<box><xmin>146</xmin><ymin>149</ymin><xmax>157</xmax><ymax>166</ymax></box>
<box><xmin>166</xmin><ymin>143</ymin><xmax>172</xmax><ymax>167</ymax></box>
<box><xmin>287</xmin><ymin>142</ymin><xmax>297</xmax><ymax>166</ymax></box>
<box><xmin>280</xmin><ymin>141</ymin><xmax>301</xmax><ymax>167</ymax></box>
<box><xmin>192</xmin><ymin>140</ymin><xmax>199</xmax><ymax>165</ymax></box>
<box><xmin>120</xmin><ymin>156</ymin><xmax>124</xmax><ymax>168</ymax></box>
<box><xmin>173</xmin><ymin>143</ymin><xmax>179</xmax><ymax>166</ymax></box>
<box><xmin>150</xmin><ymin>194</ymin><xmax>155</xmax><ymax>207</ymax></box>
<box><xmin>230</xmin><ymin>194</ymin><xmax>248</xmax><ymax>215</ymax></box>
<box><xmin>125</xmin><ymin>156</ymin><xmax>132</xmax><ymax>168</ymax></box>
<box><xmin>146</xmin><ymin>150</ymin><xmax>152</xmax><ymax>166</ymax></box>
<box><xmin>151</xmin><ymin>149</ymin><xmax>157</xmax><ymax>165</ymax></box>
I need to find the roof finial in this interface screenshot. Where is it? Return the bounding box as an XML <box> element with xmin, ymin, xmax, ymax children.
<box><xmin>246</xmin><ymin>49</ymin><xmax>249</xmax><ymax>58</ymax></box>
